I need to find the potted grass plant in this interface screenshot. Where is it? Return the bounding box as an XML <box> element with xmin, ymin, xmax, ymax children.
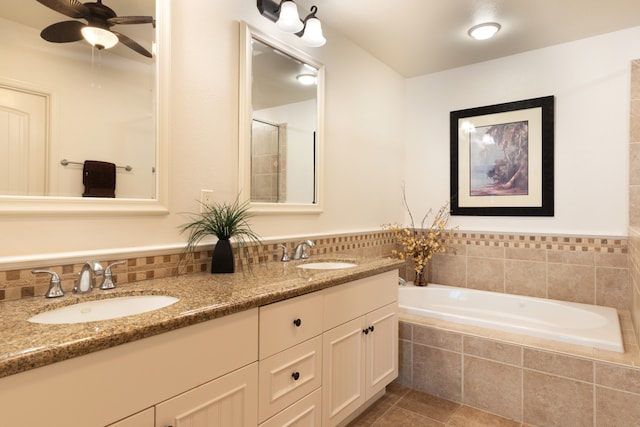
<box><xmin>180</xmin><ymin>198</ymin><xmax>262</xmax><ymax>273</ymax></box>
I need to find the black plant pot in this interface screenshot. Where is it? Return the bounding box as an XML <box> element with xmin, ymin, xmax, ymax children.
<box><xmin>211</xmin><ymin>239</ymin><xmax>234</xmax><ymax>273</ymax></box>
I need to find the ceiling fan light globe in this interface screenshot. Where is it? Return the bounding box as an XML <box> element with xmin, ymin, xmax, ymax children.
<box><xmin>276</xmin><ymin>1</ymin><xmax>304</xmax><ymax>33</ymax></box>
<box><xmin>81</xmin><ymin>26</ymin><xmax>119</xmax><ymax>49</ymax></box>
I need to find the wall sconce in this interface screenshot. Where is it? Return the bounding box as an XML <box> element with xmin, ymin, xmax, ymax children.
<box><xmin>257</xmin><ymin>0</ymin><xmax>326</xmax><ymax>47</ymax></box>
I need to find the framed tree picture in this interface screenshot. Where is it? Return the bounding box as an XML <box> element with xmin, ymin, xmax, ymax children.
<box><xmin>450</xmin><ymin>96</ymin><xmax>554</xmax><ymax>216</ymax></box>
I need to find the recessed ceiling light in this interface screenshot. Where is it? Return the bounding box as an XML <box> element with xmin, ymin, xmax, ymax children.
<box><xmin>296</xmin><ymin>74</ymin><xmax>317</xmax><ymax>85</ymax></box>
<box><xmin>468</xmin><ymin>22</ymin><xmax>501</xmax><ymax>40</ymax></box>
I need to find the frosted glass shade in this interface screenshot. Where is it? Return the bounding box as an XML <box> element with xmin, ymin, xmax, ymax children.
<box><xmin>81</xmin><ymin>26</ymin><xmax>119</xmax><ymax>49</ymax></box>
<box><xmin>301</xmin><ymin>17</ymin><xmax>326</xmax><ymax>47</ymax></box>
<box><xmin>276</xmin><ymin>1</ymin><xmax>303</xmax><ymax>33</ymax></box>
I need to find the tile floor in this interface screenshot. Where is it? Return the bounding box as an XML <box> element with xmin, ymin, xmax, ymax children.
<box><xmin>347</xmin><ymin>383</ymin><xmax>536</xmax><ymax>427</ymax></box>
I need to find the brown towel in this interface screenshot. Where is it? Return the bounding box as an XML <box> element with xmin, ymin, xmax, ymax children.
<box><xmin>82</xmin><ymin>160</ymin><xmax>116</xmax><ymax>198</ymax></box>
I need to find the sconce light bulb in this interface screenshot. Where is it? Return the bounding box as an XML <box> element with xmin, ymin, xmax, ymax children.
<box><xmin>276</xmin><ymin>1</ymin><xmax>304</xmax><ymax>33</ymax></box>
<box><xmin>300</xmin><ymin>17</ymin><xmax>326</xmax><ymax>47</ymax></box>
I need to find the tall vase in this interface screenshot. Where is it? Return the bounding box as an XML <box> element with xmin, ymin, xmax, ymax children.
<box><xmin>211</xmin><ymin>239</ymin><xmax>234</xmax><ymax>273</ymax></box>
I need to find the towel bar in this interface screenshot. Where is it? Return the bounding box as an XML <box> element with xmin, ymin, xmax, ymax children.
<box><xmin>60</xmin><ymin>159</ymin><xmax>132</xmax><ymax>172</ymax></box>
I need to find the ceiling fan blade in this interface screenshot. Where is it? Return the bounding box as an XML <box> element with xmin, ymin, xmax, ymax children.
<box><xmin>36</xmin><ymin>0</ymin><xmax>89</xmax><ymax>19</ymax></box>
<box><xmin>112</xmin><ymin>32</ymin><xmax>153</xmax><ymax>58</ymax></box>
<box><xmin>41</xmin><ymin>20</ymin><xmax>86</xmax><ymax>43</ymax></box>
<box><xmin>108</xmin><ymin>16</ymin><xmax>155</xmax><ymax>26</ymax></box>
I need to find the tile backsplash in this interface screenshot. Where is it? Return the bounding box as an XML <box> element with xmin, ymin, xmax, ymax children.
<box><xmin>0</xmin><ymin>230</ymin><xmax>629</xmax><ymax>310</ymax></box>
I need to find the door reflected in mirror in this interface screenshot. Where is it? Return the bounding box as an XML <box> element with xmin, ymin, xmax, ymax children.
<box><xmin>0</xmin><ymin>0</ymin><xmax>157</xmax><ymax>200</ymax></box>
<box><xmin>239</xmin><ymin>22</ymin><xmax>324</xmax><ymax>213</ymax></box>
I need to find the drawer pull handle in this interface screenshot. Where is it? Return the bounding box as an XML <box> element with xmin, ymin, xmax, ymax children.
<box><xmin>362</xmin><ymin>328</ymin><xmax>369</xmax><ymax>335</ymax></box>
<box><xmin>293</xmin><ymin>318</ymin><xmax>302</xmax><ymax>327</ymax></box>
<box><xmin>292</xmin><ymin>371</ymin><xmax>300</xmax><ymax>381</ymax></box>
<box><xmin>369</xmin><ymin>325</ymin><xmax>375</xmax><ymax>333</ymax></box>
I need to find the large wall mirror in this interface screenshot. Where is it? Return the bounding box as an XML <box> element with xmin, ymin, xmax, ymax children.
<box><xmin>239</xmin><ymin>22</ymin><xmax>324</xmax><ymax>214</ymax></box>
<box><xmin>0</xmin><ymin>0</ymin><xmax>169</xmax><ymax>215</ymax></box>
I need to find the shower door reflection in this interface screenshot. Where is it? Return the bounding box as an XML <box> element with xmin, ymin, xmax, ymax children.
<box><xmin>251</xmin><ymin>118</ymin><xmax>316</xmax><ymax>204</ymax></box>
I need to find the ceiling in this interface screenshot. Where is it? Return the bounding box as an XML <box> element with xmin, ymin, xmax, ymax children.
<box><xmin>296</xmin><ymin>0</ymin><xmax>640</xmax><ymax>77</ymax></box>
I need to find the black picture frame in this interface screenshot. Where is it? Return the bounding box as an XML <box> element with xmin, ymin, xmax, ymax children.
<box><xmin>450</xmin><ymin>96</ymin><xmax>554</xmax><ymax>216</ymax></box>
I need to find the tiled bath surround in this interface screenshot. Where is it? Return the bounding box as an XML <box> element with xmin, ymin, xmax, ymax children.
<box><xmin>397</xmin><ymin>314</ymin><xmax>640</xmax><ymax>426</ymax></box>
<box><xmin>429</xmin><ymin>233</ymin><xmax>630</xmax><ymax>310</ymax></box>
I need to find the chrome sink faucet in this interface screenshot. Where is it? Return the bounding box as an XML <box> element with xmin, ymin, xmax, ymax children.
<box><xmin>99</xmin><ymin>261</ymin><xmax>126</xmax><ymax>290</ymax></box>
<box><xmin>32</xmin><ymin>270</ymin><xmax>64</xmax><ymax>298</ymax></box>
<box><xmin>73</xmin><ymin>261</ymin><xmax>104</xmax><ymax>294</ymax></box>
<box><xmin>293</xmin><ymin>240</ymin><xmax>315</xmax><ymax>260</ymax></box>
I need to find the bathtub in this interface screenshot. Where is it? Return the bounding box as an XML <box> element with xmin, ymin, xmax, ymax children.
<box><xmin>398</xmin><ymin>284</ymin><xmax>624</xmax><ymax>352</ymax></box>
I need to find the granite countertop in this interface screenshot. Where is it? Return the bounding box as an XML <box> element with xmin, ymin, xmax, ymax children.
<box><xmin>0</xmin><ymin>255</ymin><xmax>403</xmax><ymax>379</ymax></box>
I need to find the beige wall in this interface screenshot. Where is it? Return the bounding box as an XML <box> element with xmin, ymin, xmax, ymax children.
<box><xmin>405</xmin><ymin>27</ymin><xmax>640</xmax><ymax>236</ymax></box>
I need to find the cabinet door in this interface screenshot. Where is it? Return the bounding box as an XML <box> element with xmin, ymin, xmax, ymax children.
<box><xmin>156</xmin><ymin>363</ymin><xmax>258</xmax><ymax>427</ymax></box>
<box><xmin>365</xmin><ymin>302</ymin><xmax>398</xmax><ymax>397</ymax></box>
<box><xmin>322</xmin><ymin>316</ymin><xmax>366</xmax><ymax>427</ymax></box>
<box><xmin>107</xmin><ymin>408</ymin><xmax>154</xmax><ymax>427</ymax></box>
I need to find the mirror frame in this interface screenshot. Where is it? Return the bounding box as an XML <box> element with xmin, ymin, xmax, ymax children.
<box><xmin>239</xmin><ymin>22</ymin><xmax>324</xmax><ymax>214</ymax></box>
<box><xmin>0</xmin><ymin>0</ymin><xmax>170</xmax><ymax>216</ymax></box>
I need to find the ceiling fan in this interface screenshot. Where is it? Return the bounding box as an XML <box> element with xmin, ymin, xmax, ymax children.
<box><xmin>37</xmin><ymin>0</ymin><xmax>154</xmax><ymax>58</ymax></box>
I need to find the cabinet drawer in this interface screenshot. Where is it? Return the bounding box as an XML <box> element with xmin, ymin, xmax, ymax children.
<box><xmin>259</xmin><ymin>388</ymin><xmax>322</xmax><ymax>427</ymax></box>
<box><xmin>259</xmin><ymin>291</ymin><xmax>323</xmax><ymax>359</ymax></box>
<box><xmin>259</xmin><ymin>336</ymin><xmax>322</xmax><ymax>422</ymax></box>
<box><xmin>323</xmin><ymin>270</ymin><xmax>398</xmax><ymax>330</ymax></box>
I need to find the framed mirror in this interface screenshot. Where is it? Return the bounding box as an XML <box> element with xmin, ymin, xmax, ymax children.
<box><xmin>0</xmin><ymin>0</ymin><xmax>169</xmax><ymax>215</ymax></box>
<box><xmin>239</xmin><ymin>22</ymin><xmax>324</xmax><ymax>214</ymax></box>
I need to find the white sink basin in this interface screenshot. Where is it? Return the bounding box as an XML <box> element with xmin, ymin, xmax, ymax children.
<box><xmin>296</xmin><ymin>262</ymin><xmax>357</xmax><ymax>270</ymax></box>
<box><xmin>28</xmin><ymin>295</ymin><xmax>179</xmax><ymax>324</ymax></box>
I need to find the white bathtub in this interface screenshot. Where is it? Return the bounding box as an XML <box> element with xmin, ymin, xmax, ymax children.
<box><xmin>398</xmin><ymin>284</ymin><xmax>624</xmax><ymax>352</ymax></box>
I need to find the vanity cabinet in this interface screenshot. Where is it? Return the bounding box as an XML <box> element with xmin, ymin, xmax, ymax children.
<box><xmin>321</xmin><ymin>272</ymin><xmax>398</xmax><ymax>427</ymax></box>
<box><xmin>257</xmin><ymin>270</ymin><xmax>398</xmax><ymax>427</ymax></box>
<box><xmin>0</xmin><ymin>308</ymin><xmax>258</xmax><ymax>427</ymax></box>
<box><xmin>258</xmin><ymin>292</ymin><xmax>324</xmax><ymax>425</ymax></box>
<box><xmin>1</xmin><ymin>269</ymin><xmax>398</xmax><ymax>427</ymax></box>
